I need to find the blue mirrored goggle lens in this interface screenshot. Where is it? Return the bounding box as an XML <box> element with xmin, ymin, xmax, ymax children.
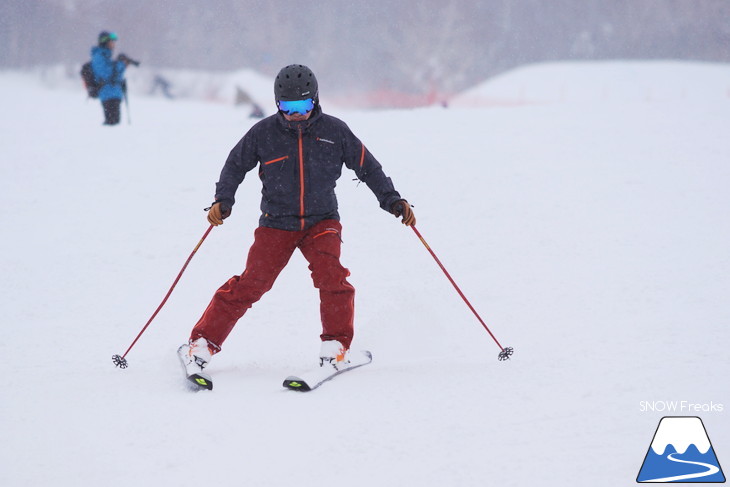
<box><xmin>109</xmin><ymin>32</ymin><xmax>118</xmax><ymax>40</ymax></box>
<box><xmin>278</xmin><ymin>98</ymin><xmax>314</xmax><ymax>115</ymax></box>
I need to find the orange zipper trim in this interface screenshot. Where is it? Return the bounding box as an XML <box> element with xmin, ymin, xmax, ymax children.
<box><xmin>298</xmin><ymin>127</ymin><xmax>305</xmax><ymax>230</ymax></box>
<box><xmin>264</xmin><ymin>156</ymin><xmax>288</xmax><ymax>165</ymax></box>
<box><xmin>313</xmin><ymin>229</ymin><xmax>338</xmax><ymax>239</ymax></box>
<box><xmin>359</xmin><ymin>143</ymin><xmax>365</xmax><ymax>167</ymax></box>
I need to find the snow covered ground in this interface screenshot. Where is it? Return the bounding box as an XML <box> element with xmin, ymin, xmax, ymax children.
<box><xmin>2</xmin><ymin>61</ymin><xmax>729</xmax><ymax>487</ymax></box>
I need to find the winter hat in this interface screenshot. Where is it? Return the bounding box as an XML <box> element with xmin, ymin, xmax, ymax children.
<box><xmin>98</xmin><ymin>31</ymin><xmax>118</xmax><ymax>46</ymax></box>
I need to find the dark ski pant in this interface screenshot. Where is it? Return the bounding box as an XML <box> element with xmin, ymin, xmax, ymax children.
<box><xmin>102</xmin><ymin>98</ymin><xmax>121</xmax><ymax>125</ymax></box>
<box><xmin>190</xmin><ymin>219</ymin><xmax>355</xmax><ymax>352</ymax></box>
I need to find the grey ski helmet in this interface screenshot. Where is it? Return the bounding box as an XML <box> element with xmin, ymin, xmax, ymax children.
<box><xmin>274</xmin><ymin>64</ymin><xmax>318</xmax><ymax>102</ymax></box>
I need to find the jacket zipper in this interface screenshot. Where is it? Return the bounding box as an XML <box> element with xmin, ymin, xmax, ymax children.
<box><xmin>297</xmin><ymin>126</ymin><xmax>305</xmax><ymax>230</ymax></box>
<box><xmin>263</xmin><ymin>156</ymin><xmax>288</xmax><ymax>165</ymax></box>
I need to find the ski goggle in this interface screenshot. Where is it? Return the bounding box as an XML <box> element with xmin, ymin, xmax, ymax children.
<box><xmin>278</xmin><ymin>98</ymin><xmax>315</xmax><ymax>115</ymax></box>
<box><xmin>100</xmin><ymin>32</ymin><xmax>118</xmax><ymax>43</ymax></box>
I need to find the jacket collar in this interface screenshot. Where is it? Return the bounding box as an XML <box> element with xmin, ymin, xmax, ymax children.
<box><xmin>91</xmin><ymin>46</ymin><xmax>112</xmax><ymax>58</ymax></box>
<box><xmin>276</xmin><ymin>105</ymin><xmax>322</xmax><ymax>134</ymax></box>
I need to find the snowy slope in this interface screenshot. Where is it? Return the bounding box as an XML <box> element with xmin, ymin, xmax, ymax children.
<box><xmin>451</xmin><ymin>60</ymin><xmax>730</xmax><ymax>106</ymax></box>
<box><xmin>1</xmin><ymin>62</ymin><xmax>729</xmax><ymax>487</ymax></box>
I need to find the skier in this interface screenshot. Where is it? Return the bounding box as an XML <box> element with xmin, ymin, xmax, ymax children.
<box><xmin>90</xmin><ymin>31</ymin><xmax>131</xmax><ymax>125</ymax></box>
<box><xmin>179</xmin><ymin>64</ymin><xmax>415</xmax><ymax>382</ymax></box>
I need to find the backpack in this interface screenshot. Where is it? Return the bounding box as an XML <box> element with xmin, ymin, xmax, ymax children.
<box><xmin>80</xmin><ymin>61</ymin><xmax>100</xmax><ymax>98</ymax></box>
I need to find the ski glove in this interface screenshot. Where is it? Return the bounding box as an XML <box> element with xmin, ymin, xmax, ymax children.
<box><xmin>391</xmin><ymin>199</ymin><xmax>416</xmax><ymax>226</ymax></box>
<box><xmin>207</xmin><ymin>202</ymin><xmax>231</xmax><ymax>226</ymax></box>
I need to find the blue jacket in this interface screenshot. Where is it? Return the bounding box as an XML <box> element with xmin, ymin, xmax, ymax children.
<box><xmin>90</xmin><ymin>46</ymin><xmax>127</xmax><ymax>101</ymax></box>
<box><xmin>215</xmin><ymin>107</ymin><xmax>403</xmax><ymax>231</ymax></box>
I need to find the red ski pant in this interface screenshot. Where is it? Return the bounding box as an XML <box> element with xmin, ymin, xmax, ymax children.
<box><xmin>190</xmin><ymin>219</ymin><xmax>355</xmax><ymax>352</ymax></box>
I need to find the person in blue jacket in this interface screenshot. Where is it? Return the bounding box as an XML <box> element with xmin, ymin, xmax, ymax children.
<box><xmin>91</xmin><ymin>31</ymin><xmax>128</xmax><ymax>125</ymax></box>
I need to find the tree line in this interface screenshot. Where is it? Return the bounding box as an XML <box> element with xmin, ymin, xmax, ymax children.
<box><xmin>2</xmin><ymin>0</ymin><xmax>728</xmax><ymax>98</ymax></box>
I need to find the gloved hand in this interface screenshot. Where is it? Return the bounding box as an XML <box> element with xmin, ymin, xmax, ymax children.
<box><xmin>118</xmin><ymin>53</ymin><xmax>140</xmax><ymax>66</ymax></box>
<box><xmin>391</xmin><ymin>199</ymin><xmax>416</xmax><ymax>226</ymax></box>
<box><xmin>207</xmin><ymin>202</ymin><xmax>231</xmax><ymax>226</ymax></box>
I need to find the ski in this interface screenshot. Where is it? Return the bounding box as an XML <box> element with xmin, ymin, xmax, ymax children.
<box><xmin>177</xmin><ymin>344</ymin><xmax>213</xmax><ymax>391</ymax></box>
<box><xmin>283</xmin><ymin>350</ymin><xmax>372</xmax><ymax>392</ymax></box>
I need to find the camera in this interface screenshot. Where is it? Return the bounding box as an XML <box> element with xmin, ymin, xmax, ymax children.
<box><xmin>118</xmin><ymin>53</ymin><xmax>140</xmax><ymax>67</ymax></box>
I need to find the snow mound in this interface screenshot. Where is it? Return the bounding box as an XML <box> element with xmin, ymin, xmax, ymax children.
<box><xmin>451</xmin><ymin>60</ymin><xmax>730</xmax><ymax>106</ymax></box>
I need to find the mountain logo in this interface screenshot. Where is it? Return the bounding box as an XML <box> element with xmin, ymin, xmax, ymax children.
<box><xmin>637</xmin><ymin>416</ymin><xmax>725</xmax><ymax>483</ymax></box>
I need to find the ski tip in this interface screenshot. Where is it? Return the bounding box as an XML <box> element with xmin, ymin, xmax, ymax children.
<box><xmin>283</xmin><ymin>376</ymin><xmax>311</xmax><ymax>392</ymax></box>
<box><xmin>187</xmin><ymin>374</ymin><xmax>213</xmax><ymax>391</ymax></box>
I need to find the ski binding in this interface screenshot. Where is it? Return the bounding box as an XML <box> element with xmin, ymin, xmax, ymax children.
<box><xmin>283</xmin><ymin>350</ymin><xmax>372</xmax><ymax>392</ymax></box>
<box><xmin>177</xmin><ymin>344</ymin><xmax>213</xmax><ymax>391</ymax></box>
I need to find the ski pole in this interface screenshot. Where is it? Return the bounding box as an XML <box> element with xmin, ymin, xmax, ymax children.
<box><xmin>122</xmin><ymin>80</ymin><xmax>131</xmax><ymax>125</ymax></box>
<box><xmin>411</xmin><ymin>225</ymin><xmax>513</xmax><ymax>361</ymax></box>
<box><xmin>113</xmin><ymin>225</ymin><xmax>214</xmax><ymax>368</ymax></box>
<box><xmin>124</xmin><ymin>93</ymin><xmax>131</xmax><ymax>125</ymax></box>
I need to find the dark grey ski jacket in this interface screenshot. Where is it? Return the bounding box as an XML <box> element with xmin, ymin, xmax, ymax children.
<box><xmin>214</xmin><ymin>107</ymin><xmax>402</xmax><ymax>231</ymax></box>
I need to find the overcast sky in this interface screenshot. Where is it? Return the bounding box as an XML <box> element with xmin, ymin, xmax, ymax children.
<box><xmin>2</xmin><ymin>0</ymin><xmax>728</xmax><ymax>95</ymax></box>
